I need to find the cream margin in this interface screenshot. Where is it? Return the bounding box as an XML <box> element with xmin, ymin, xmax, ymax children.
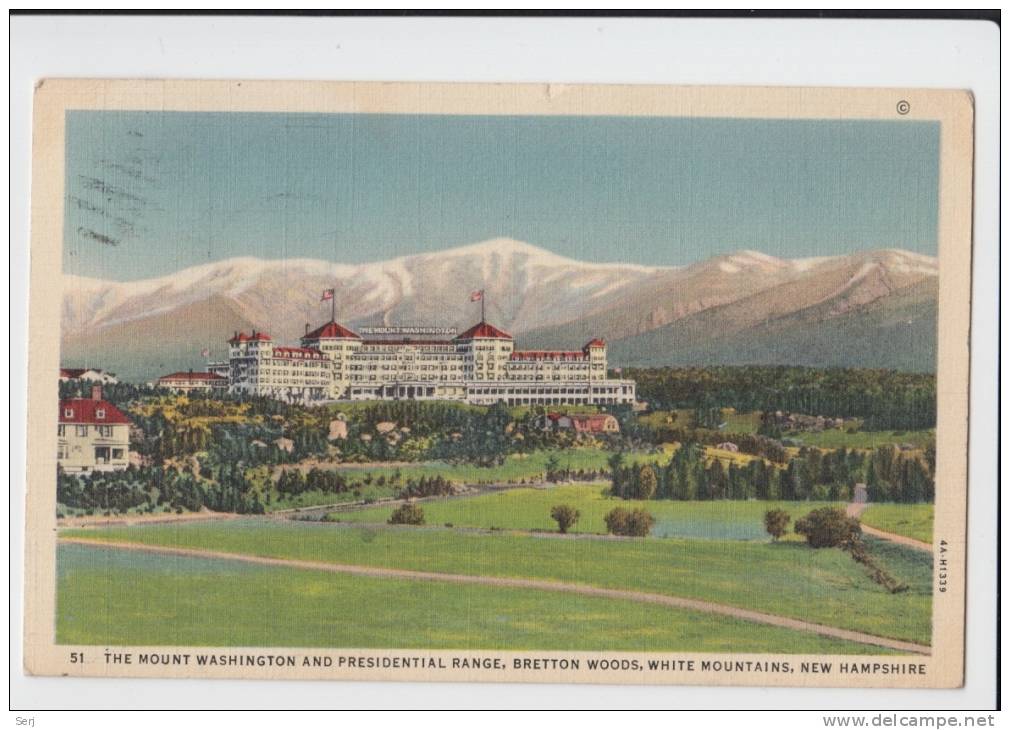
<box><xmin>24</xmin><ymin>79</ymin><xmax>974</xmax><ymax>688</ymax></box>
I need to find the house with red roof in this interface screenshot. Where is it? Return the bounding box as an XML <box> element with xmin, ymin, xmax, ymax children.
<box><xmin>541</xmin><ymin>412</ymin><xmax>621</xmax><ymax>434</ymax></box>
<box><xmin>58</xmin><ymin>385</ymin><xmax>131</xmax><ymax>473</ymax></box>
<box><xmin>157</xmin><ymin>370</ymin><xmax>228</xmax><ymax>394</ymax></box>
<box><xmin>59</xmin><ymin>367</ymin><xmax>118</xmax><ymax>384</ymax></box>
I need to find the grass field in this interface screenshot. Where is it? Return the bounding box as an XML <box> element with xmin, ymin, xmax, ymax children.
<box><xmin>57</xmin><ymin>542</ymin><xmax>888</xmax><ymax>653</ymax></box>
<box><xmin>64</xmin><ymin>519</ymin><xmax>932</xmax><ymax>644</ymax></box>
<box><xmin>719</xmin><ymin>410</ymin><xmax>762</xmax><ymax>434</ymax></box>
<box><xmin>328</xmin><ymin>485</ymin><xmax>840</xmax><ymax>541</ymax></box>
<box><xmin>860</xmin><ymin>504</ymin><xmax>934</xmax><ymax>543</ymax></box>
<box><xmin>261</xmin><ymin>447</ymin><xmax>665</xmax><ymax>511</ymax></box>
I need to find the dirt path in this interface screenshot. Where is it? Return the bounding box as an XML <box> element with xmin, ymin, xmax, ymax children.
<box><xmin>57</xmin><ymin>510</ymin><xmax>243</xmax><ymax>530</ymax></box>
<box><xmin>60</xmin><ymin>536</ymin><xmax>930</xmax><ymax>656</ymax></box>
<box><xmin>846</xmin><ymin>503</ymin><xmax>932</xmax><ymax>552</ymax></box>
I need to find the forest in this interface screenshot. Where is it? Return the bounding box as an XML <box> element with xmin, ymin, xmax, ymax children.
<box><xmin>609</xmin><ymin>442</ymin><xmax>934</xmax><ymax>504</ymax></box>
<box><xmin>622</xmin><ymin>366</ymin><xmax>936</xmax><ymax>430</ymax></box>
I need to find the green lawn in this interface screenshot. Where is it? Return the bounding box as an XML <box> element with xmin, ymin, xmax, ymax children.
<box><xmin>260</xmin><ymin>447</ymin><xmax>632</xmax><ymax>512</ymax></box>
<box><xmin>57</xmin><ymin>542</ymin><xmax>884</xmax><ymax>653</ymax></box>
<box><xmin>719</xmin><ymin>410</ymin><xmax>762</xmax><ymax>434</ymax></box>
<box><xmin>328</xmin><ymin>485</ymin><xmax>840</xmax><ymax>541</ymax></box>
<box><xmin>64</xmin><ymin>519</ymin><xmax>933</xmax><ymax>645</ymax></box>
<box><xmin>860</xmin><ymin>504</ymin><xmax>934</xmax><ymax>543</ymax></box>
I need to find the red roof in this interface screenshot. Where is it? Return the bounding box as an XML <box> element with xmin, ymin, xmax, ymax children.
<box><xmin>158</xmin><ymin>372</ymin><xmax>227</xmax><ymax>382</ymax></box>
<box><xmin>455</xmin><ymin>321</ymin><xmax>512</xmax><ymax>340</ymax></box>
<box><xmin>273</xmin><ymin>346</ymin><xmax>325</xmax><ymax>360</ymax></box>
<box><xmin>228</xmin><ymin>331</ymin><xmax>272</xmax><ymax>343</ymax></box>
<box><xmin>572</xmin><ymin>414</ymin><xmax>616</xmax><ymax>432</ymax></box>
<box><xmin>59</xmin><ymin>398</ymin><xmax>130</xmax><ymax>425</ymax></box>
<box><xmin>583</xmin><ymin>338</ymin><xmax>606</xmax><ymax>349</ymax></box>
<box><xmin>304</xmin><ymin>321</ymin><xmax>361</xmax><ymax>340</ymax></box>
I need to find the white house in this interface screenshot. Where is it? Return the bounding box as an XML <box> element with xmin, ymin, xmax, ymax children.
<box><xmin>60</xmin><ymin>367</ymin><xmax>119</xmax><ymax>384</ymax></box>
<box><xmin>157</xmin><ymin>370</ymin><xmax>228</xmax><ymax>394</ymax></box>
<box><xmin>58</xmin><ymin>385</ymin><xmax>131</xmax><ymax>473</ymax></box>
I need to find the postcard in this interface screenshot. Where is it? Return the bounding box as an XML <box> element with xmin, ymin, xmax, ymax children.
<box><xmin>23</xmin><ymin>80</ymin><xmax>973</xmax><ymax>687</ymax></box>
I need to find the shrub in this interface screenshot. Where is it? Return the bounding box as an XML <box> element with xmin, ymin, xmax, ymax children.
<box><xmin>550</xmin><ymin>504</ymin><xmax>581</xmax><ymax>534</ymax></box>
<box><xmin>794</xmin><ymin>507</ymin><xmax>861</xmax><ymax>548</ymax></box>
<box><xmin>388</xmin><ymin>503</ymin><xmax>425</xmax><ymax>526</ymax></box>
<box><xmin>848</xmin><ymin>541</ymin><xmax>908</xmax><ymax>593</ymax></box>
<box><xmin>763</xmin><ymin>509</ymin><xmax>791</xmax><ymax>541</ymax></box>
<box><xmin>604</xmin><ymin>507</ymin><xmax>655</xmax><ymax>537</ymax></box>
<box><xmin>633</xmin><ymin>464</ymin><xmax>657</xmax><ymax>500</ymax></box>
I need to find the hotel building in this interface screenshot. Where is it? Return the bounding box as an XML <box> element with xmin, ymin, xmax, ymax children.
<box><xmin>212</xmin><ymin>318</ymin><xmax>636</xmax><ymax>407</ymax></box>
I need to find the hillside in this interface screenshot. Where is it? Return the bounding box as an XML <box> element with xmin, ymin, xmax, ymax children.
<box><xmin>60</xmin><ymin>239</ymin><xmax>938</xmax><ymax>380</ymax></box>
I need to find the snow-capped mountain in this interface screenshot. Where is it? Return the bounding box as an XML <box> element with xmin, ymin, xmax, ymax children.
<box><xmin>59</xmin><ymin>238</ymin><xmax>938</xmax><ymax>380</ymax></box>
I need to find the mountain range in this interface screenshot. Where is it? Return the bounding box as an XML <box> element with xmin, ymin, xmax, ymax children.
<box><xmin>60</xmin><ymin>238</ymin><xmax>938</xmax><ymax>381</ymax></box>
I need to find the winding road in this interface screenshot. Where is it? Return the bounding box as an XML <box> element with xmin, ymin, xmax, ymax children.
<box><xmin>61</xmin><ymin>536</ymin><xmax>931</xmax><ymax>656</ymax></box>
<box><xmin>846</xmin><ymin>502</ymin><xmax>932</xmax><ymax>552</ymax></box>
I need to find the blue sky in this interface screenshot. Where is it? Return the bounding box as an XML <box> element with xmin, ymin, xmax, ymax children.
<box><xmin>64</xmin><ymin>110</ymin><xmax>940</xmax><ymax>281</ymax></box>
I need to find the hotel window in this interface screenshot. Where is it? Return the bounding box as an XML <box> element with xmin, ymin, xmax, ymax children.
<box><xmin>97</xmin><ymin>425</ymin><xmax>113</xmax><ymax>438</ymax></box>
<box><xmin>76</xmin><ymin>425</ymin><xmax>88</xmax><ymax>437</ymax></box>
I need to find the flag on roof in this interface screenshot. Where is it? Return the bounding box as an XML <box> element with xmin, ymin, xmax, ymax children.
<box><xmin>321</xmin><ymin>289</ymin><xmax>334</xmax><ymax>302</ymax></box>
<box><xmin>200</xmin><ymin>348</ymin><xmax>210</xmax><ymax>358</ymax></box>
<box><xmin>470</xmin><ymin>290</ymin><xmax>483</xmax><ymax>302</ymax></box>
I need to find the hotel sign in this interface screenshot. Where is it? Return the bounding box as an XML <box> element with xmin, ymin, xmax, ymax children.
<box><xmin>359</xmin><ymin>326</ymin><xmax>458</xmax><ymax>336</ymax></box>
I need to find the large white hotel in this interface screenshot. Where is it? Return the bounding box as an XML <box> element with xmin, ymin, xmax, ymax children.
<box><xmin>209</xmin><ymin>317</ymin><xmax>636</xmax><ymax>407</ymax></box>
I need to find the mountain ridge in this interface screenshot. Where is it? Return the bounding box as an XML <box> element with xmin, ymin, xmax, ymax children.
<box><xmin>60</xmin><ymin>238</ymin><xmax>938</xmax><ymax>380</ymax></box>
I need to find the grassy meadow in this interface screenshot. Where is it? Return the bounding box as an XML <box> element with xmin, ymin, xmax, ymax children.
<box><xmin>860</xmin><ymin>504</ymin><xmax>934</xmax><ymax>543</ymax></box>
<box><xmin>63</xmin><ymin>519</ymin><xmax>933</xmax><ymax>645</ymax></box>
<box><xmin>327</xmin><ymin>484</ymin><xmax>840</xmax><ymax>541</ymax></box>
<box><xmin>57</xmin><ymin>542</ymin><xmax>891</xmax><ymax>653</ymax></box>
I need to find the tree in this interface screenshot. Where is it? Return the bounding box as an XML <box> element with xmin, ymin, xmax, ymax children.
<box><xmin>545</xmin><ymin>454</ymin><xmax>562</xmax><ymax>483</ymax></box>
<box><xmin>763</xmin><ymin>509</ymin><xmax>791</xmax><ymax>541</ymax></box>
<box><xmin>550</xmin><ymin>504</ymin><xmax>580</xmax><ymax>534</ymax></box>
<box><xmin>794</xmin><ymin>507</ymin><xmax>861</xmax><ymax>549</ymax></box>
<box><xmin>604</xmin><ymin>507</ymin><xmax>655</xmax><ymax>537</ymax></box>
<box><xmin>388</xmin><ymin>502</ymin><xmax>425</xmax><ymax>525</ymax></box>
<box><xmin>633</xmin><ymin>464</ymin><xmax>657</xmax><ymax>500</ymax></box>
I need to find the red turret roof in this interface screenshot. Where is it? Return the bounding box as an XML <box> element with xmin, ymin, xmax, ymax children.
<box><xmin>229</xmin><ymin>331</ymin><xmax>272</xmax><ymax>343</ymax></box>
<box><xmin>59</xmin><ymin>399</ymin><xmax>130</xmax><ymax>425</ymax></box>
<box><xmin>583</xmin><ymin>338</ymin><xmax>606</xmax><ymax>349</ymax></box>
<box><xmin>304</xmin><ymin>321</ymin><xmax>361</xmax><ymax>340</ymax></box>
<box><xmin>455</xmin><ymin>321</ymin><xmax>512</xmax><ymax>340</ymax></box>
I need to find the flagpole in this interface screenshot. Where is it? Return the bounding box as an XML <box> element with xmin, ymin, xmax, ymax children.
<box><xmin>331</xmin><ymin>287</ymin><xmax>336</xmax><ymax>323</ymax></box>
<box><xmin>481</xmin><ymin>289</ymin><xmax>485</xmax><ymax>323</ymax></box>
